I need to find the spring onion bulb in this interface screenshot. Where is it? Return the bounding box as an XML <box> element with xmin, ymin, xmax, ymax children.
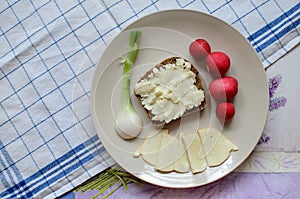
<box><xmin>114</xmin><ymin>31</ymin><xmax>143</xmax><ymax>140</ymax></box>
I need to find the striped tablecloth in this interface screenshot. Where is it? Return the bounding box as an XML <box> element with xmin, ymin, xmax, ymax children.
<box><xmin>0</xmin><ymin>0</ymin><xmax>299</xmax><ymax>198</ymax></box>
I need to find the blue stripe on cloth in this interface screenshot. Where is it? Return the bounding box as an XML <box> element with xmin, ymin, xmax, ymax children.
<box><xmin>10</xmin><ymin>142</ymin><xmax>103</xmax><ymax>198</ymax></box>
<box><xmin>0</xmin><ymin>114</ymin><xmax>93</xmax><ymax>197</ymax></box>
<box><xmin>255</xmin><ymin>18</ymin><xmax>300</xmax><ymax>52</ymax></box>
<box><xmin>0</xmin><ymin>135</ymin><xmax>103</xmax><ymax>198</ymax></box>
<box><xmin>0</xmin><ymin>159</ymin><xmax>10</xmax><ymax>189</ymax></box>
<box><xmin>250</xmin><ymin>10</ymin><xmax>299</xmax><ymax>48</ymax></box>
<box><xmin>0</xmin><ymin>148</ymin><xmax>12</xmax><ymax>189</ymax></box>
<box><xmin>0</xmin><ymin>137</ymin><xmax>23</xmax><ymax>194</ymax></box>
<box><xmin>27</xmin><ymin>147</ymin><xmax>104</xmax><ymax>198</ymax></box>
<box><xmin>0</xmin><ymin>140</ymin><xmax>23</xmax><ymax>186</ymax></box>
<box><xmin>248</xmin><ymin>2</ymin><xmax>300</xmax><ymax>42</ymax></box>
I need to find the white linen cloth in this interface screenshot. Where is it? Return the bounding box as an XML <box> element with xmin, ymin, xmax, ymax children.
<box><xmin>0</xmin><ymin>0</ymin><xmax>299</xmax><ymax>198</ymax></box>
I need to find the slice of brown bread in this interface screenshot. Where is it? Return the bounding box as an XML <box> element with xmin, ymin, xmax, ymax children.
<box><xmin>134</xmin><ymin>57</ymin><xmax>206</xmax><ymax>127</ymax></box>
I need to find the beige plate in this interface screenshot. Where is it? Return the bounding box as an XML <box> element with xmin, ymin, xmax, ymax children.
<box><xmin>90</xmin><ymin>10</ymin><xmax>269</xmax><ymax>188</ymax></box>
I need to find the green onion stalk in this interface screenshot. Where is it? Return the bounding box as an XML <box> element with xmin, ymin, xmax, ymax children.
<box><xmin>74</xmin><ymin>167</ymin><xmax>143</xmax><ymax>199</ymax></box>
<box><xmin>114</xmin><ymin>31</ymin><xmax>143</xmax><ymax>139</ymax></box>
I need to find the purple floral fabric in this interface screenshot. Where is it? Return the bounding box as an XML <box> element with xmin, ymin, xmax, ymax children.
<box><xmin>75</xmin><ymin>173</ymin><xmax>300</xmax><ymax>199</ymax></box>
<box><xmin>269</xmin><ymin>74</ymin><xmax>287</xmax><ymax>112</ymax></box>
<box><xmin>258</xmin><ymin>74</ymin><xmax>287</xmax><ymax>145</ymax></box>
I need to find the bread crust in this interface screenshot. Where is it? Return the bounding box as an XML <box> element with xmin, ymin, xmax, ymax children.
<box><xmin>135</xmin><ymin>57</ymin><xmax>206</xmax><ymax>127</ymax></box>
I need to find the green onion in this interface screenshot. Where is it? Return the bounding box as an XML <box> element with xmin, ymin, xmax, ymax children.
<box><xmin>114</xmin><ymin>31</ymin><xmax>143</xmax><ymax>140</ymax></box>
<box><xmin>74</xmin><ymin>167</ymin><xmax>143</xmax><ymax>199</ymax></box>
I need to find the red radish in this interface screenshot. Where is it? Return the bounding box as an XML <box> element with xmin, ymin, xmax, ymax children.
<box><xmin>189</xmin><ymin>39</ymin><xmax>211</xmax><ymax>60</ymax></box>
<box><xmin>209</xmin><ymin>76</ymin><xmax>238</xmax><ymax>101</ymax></box>
<box><xmin>206</xmin><ymin>52</ymin><xmax>230</xmax><ymax>77</ymax></box>
<box><xmin>216</xmin><ymin>102</ymin><xmax>235</xmax><ymax>122</ymax></box>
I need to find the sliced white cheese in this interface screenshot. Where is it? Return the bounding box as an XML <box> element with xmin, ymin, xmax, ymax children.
<box><xmin>197</xmin><ymin>128</ymin><xmax>239</xmax><ymax>167</ymax></box>
<box><xmin>155</xmin><ymin>133</ymin><xmax>177</xmax><ymax>172</ymax></box>
<box><xmin>155</xmin><ymin>133</ymin><xmax>190</xmax><ymax>173</ymax></box>
<box><xmin>173</xmin><ymin>137</ymin><xmax>190</xmax><ymax>173</ymax></box>
<box><xmin>134</xmin><ymin>129</ymin><xmax>189</xmax><ymax>173</ymax></box>
<box><xmin>134</xmin><ymin>129</ymin><xmax>168</xmax><ymax>165</ymax></box>
<box><xmin>181</xmin><ymin>132</ymin><xmax>207</xmax><ymax>174</ymax></box>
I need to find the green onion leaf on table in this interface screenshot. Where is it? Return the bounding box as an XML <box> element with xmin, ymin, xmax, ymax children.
<box><xmin>74</xmin><ymin>167</ymin><xmax>143</xmax><ymax>199</ymax></box>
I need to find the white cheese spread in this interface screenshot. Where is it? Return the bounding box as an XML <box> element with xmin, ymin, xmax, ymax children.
<box><xmin>135</xmin><ymin>58</ymin><xmax>205</xmax><ymax>123</ymax></box>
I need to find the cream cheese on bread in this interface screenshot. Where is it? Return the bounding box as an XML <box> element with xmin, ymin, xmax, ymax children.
<box><xmin>135</xmin><ymin>58</ymin><xmax>205</xmax><ymax>123</ymax></box>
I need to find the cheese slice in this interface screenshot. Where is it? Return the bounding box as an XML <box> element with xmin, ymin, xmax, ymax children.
<box><xmin>181</xmin><ymin>132</ymin><xmax>207</xmax><ymax>174</ymax></box>
<box><xmin>135</xmin><ymin>129</ymin><xmax>189</xmax><ymax>173</ymax></box>
<box><xmin>155</xmin><ymin>133</ymin><xmax>190</xmax><ymax>173</ymax></box>
<box><xmin>197</xmin><ymin>128</ymin><xmax>238</xmax><ymax>167</ymax></box>
<box><xmin>134</xmin><ymin>128</ymin><xmax>239</xmax><ymax>174</ymax></box>
<box><xmin>155</xmin><ymin>133</ymin><xmax>177</xmax><ymax>172</ymax></box>
<box><xmin>173</xmin><ymin>137</ymin><xmax>190</xmax><ymax>173</ymax></box>
<box><xmin>134</xmin><ymin>129</ymin><xmax>168</xmax><ymax>165</ymax></box>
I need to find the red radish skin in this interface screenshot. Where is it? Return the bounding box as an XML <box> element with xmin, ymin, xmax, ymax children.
<box><xmin>206</xmin><ymin>52</ymin><xmax>231</xmax><ymax>77</ymax></box>
<box><xmin>216</xmin><ymin>102</ymin><xmax>235</xmax><ymax>122</ymax></box>
<box><xmin>209</xmin><ymin>76</ymin><xmax>238</xmax><ymax>101</ymax></box>
<box><xmin>189</xmin><ymin>39</ymin><xmax>211</xmax><ymax>61</ymax></box>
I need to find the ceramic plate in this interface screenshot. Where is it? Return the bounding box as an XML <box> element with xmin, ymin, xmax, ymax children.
<box><xmin>90</xmin><ymin>10</ymin><xmax>269</xmax><ymax>188</ymax></box>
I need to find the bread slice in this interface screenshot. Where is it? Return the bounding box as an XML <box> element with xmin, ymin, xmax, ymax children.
<box><xmin>134</xmin><ymin>57</ymin><xmax>206</xmax><ymax>127</ymax></box>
